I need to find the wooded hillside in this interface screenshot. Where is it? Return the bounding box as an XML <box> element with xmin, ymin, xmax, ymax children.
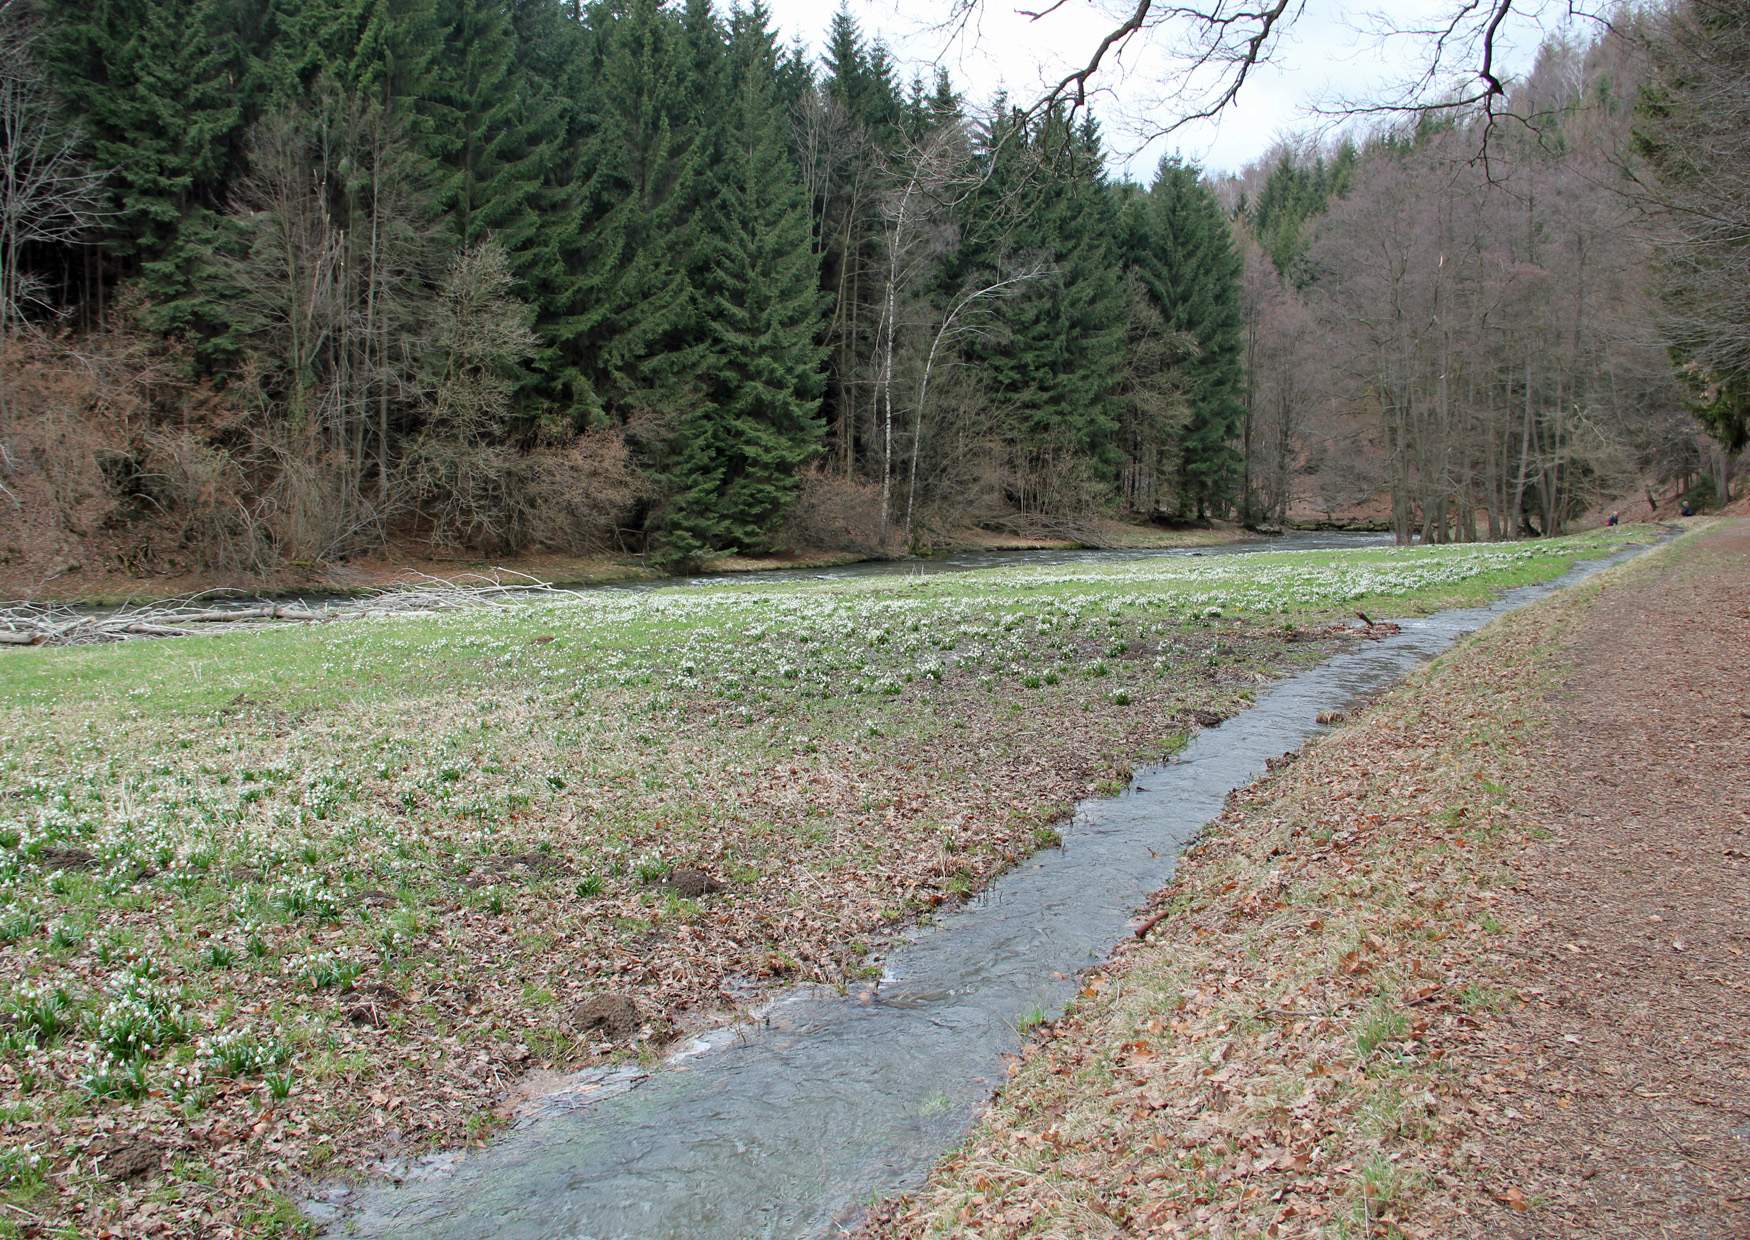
<box><xmin>0</xmin><ymin>0</ymin><xmax>1740</xmax><ymax>582</ymax></box>
<box><xmin>1223</xmin><ymin>3</ymin><xmax>1744</xmax><ymax>543</ymax></box>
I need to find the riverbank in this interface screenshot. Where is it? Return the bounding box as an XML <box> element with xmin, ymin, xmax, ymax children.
<box><xmin>944</xmin><ymin>519</ymin><xmax>1260</xmax><ymax>553</ymax></box>
<box><xmin>0</xmin><ymin>529</ymin><xmax>1645</xmax><ymax>1236</ymax></box>
<box><xmin>2</xmin><ymin>519</ymin><xmax>1262</xmax><ymax>607</ymax></box>
<box><xmin>0</xmin><ymin>545</ymin><xmax>860</xmax><ymax>609</ymax></box>
<box><xmin>868</xmin><ymin>519</ymin><xmax>1746</xmax><ymax>1238</ymax></box>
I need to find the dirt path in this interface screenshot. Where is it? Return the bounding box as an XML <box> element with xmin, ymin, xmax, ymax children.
<box><xmin>873</xmin><ymin>521</ymin><xmax>1748</xmax><ymax>1239</ymax></box>
<box><xmin>1449</xmin><ymin>520</ymin><xmax>1750</xmax><ymax>1234</ymax></box>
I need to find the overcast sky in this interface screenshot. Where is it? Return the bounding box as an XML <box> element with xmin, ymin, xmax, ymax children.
<box><xmin>762</xmin><ymin>1</ymin><xmax>1556</xmax><ymax>182</ymax></box>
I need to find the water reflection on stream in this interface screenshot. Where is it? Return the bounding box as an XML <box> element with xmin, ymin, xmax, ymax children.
<box><xmin>327</xmin><ymin>545</ymin><xmax>1645</xmax><ymax>1240</ymax></box>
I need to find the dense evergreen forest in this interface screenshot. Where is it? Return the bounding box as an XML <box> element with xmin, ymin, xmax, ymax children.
<box><xmin>0</xmin><ymin>0</ymin><xmax>1741</xmax><ymax>575</ymax></box>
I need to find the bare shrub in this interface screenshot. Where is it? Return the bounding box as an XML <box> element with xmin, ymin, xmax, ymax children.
<box><xmin>400</xmin><ymin>244</ymin><xmax>538</xmax><ymax>552</ymax></box>
<box><xmin>0</xmin><ymin>327</ymin><xmax>304</xmax><ymax>582</ymax></box>
<box><xmin>779</xmin><ymin>467</ymin><xmax>898</xmax><ymax>557</ymax></box>
<box><xmin>1003</xmin><ymin>435</ymin><xmax>1113</xmax><ymax>523</ymax></box>
<box><xmin>513</xmin><ymin>427</ymin><xmax>648</xmax><ymax>553</ymax></box>
<box><xmin>901</xmin><ymin>371</ymin><xmax>1007</xmax><ymax>548</ymax></box>
<box><xmin>135</xmin><ymin>428</ymin><xmax>268</xmax><ymax>572</ymax></box>
<box><xmin>399</xmin><ymin>437</ymin><xmax>517</xmax><ymax>551</ymax></box>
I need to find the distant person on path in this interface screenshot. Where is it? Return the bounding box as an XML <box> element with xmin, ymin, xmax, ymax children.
<box><xmin>1607</xmin><ymin>511</ymin><xmax>1619</xmax><ymax>526</ymax></box>
<box><xmin>1681</xmin><ymin>500</ymin><xmax>1695</xmax><ymax>517</ymax></box>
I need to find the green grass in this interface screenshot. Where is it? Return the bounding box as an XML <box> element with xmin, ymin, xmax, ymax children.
<box><xmin>0</xmin><ymin>525</ymin><xmax>1642</xmax><ymax>1234</ymax></box>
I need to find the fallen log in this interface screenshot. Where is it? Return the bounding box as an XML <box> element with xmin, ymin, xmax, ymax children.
<box><xmin>159</xmin><ymin>606</ymin><xmax>328</xmax><ymax>625</ymax></box>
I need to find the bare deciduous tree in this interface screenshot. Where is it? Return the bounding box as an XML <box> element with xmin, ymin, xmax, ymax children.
<box><xmin>936</xmin><ymin>1</ymin><xmax>1617</xmax><ymax>162</ymax></box>
<box><xmin>1270</xmin><ymin>28</ymin><xmax>1691</xmax><ymax>542</ymax></box>
<box><xmin>0</xmin><ymin>13</ymin><xmax>105</xmax><ymax>432</ymax></box>
<box><xmin>402</xmin><ymin>243</ymin><xmax>539</xmax><ymax>549</ymax></box>
<box><xmin>220</xmin><ymin>87</ymin><xmax>442</xmax><ymax>560</ymax></box>
<box><xmin>903</xmin><ymin>264</ymin><xmax>1050</xmax><ymax>543</ymax></box>
<box><xmin>873</xmin><ymin>123</ymin><xmax>980</xmax><ymax>531</ymax></box>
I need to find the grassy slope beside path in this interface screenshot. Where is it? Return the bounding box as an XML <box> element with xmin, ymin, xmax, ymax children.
<box><xmin>0</xmin><ymin>530</ymin><xmax>1641</xmax><ymax>1236</ymax></box>
<box><xmin>868</xmin><ymin>522</ymin><xmax>1735</xmax><ymax>1239</ymax></box>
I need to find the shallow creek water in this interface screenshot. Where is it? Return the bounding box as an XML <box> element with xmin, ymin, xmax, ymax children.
<box><xmin>324</xmin><ymin>545</ymin><xmax>1647</xmax><ymax>1240</ymax></box>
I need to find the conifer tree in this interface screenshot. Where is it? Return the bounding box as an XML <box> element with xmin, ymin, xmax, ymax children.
<box><xmin>660</xmin><ymin>2</ymin><xmax>824</xmax><ymax>561</ymax></box>
<box><xmin>774</xmin><ymin>34</ymin><xmax>812</xmax><ymax>115</ymax></box>
<box><xmin>957</xmin><ymin>107</ymin><xmax>1126</xmax><ymax>504</ymax></box>
<box><xmin>427</xmin><ymin>0</ymin><xmax>534</xmax><ymax>253</ymax></box>
<box><xmin>1125</xmin><ymin>157</ymin><xmax>1244</xmax><ymax>518</ymax></box>
<box><xmin>424</xmin><ymin>0</ymin><xmax>577</xmax><ymax>419</ymax></box>
<box><xmin>928</xmin><ymin>68</ymin><xmax>960</xmax><ymax>127</ymax></box>
<box><xmin>45</xmin><ymin>0</ymin><xmax>244</xmax><ymax>335</ymax></box>
<box><xmin>822</xmin><ymin>4</ymin><xmax>865</xmax><ymax>112</ymax></box>
<box><xmin>571</xmin><ymin>0</ymin><xmax>713</xmax><ymax>426</ymax></box>
<box><xmin>505</xmin><ymin>0</ymin><xmax>591</xmax><ymax>422</ymax></box>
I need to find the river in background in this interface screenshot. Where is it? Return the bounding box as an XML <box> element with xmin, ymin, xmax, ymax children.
<box><xmin>318</xmin><ymin>541</ymin><xmax>1649</xmax><ymax>1240</ymax></box>
<box><xmin>635</xmin><ymin>530</ymin><xmax>1393</xmax><ymax>590</ymax></box>
<box><xmin>71</xmin><ymin>530</ymin><xmax>1389</xmax><ymax>618</ymax></box>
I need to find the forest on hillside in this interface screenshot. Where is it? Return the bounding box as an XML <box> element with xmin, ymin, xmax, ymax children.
<box><xmin>0</xmin><ymin>0</ymin><xmax>1743</xmax><ymax>578</ymax></box>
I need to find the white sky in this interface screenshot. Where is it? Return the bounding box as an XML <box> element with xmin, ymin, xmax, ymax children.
<box><xmin>763</xmin><ymin>1</ymin><xmax>1560</xmax><ymax>181</ymax></box>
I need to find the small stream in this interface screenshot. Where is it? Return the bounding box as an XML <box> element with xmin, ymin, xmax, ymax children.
<box><xmin>322</xmin><ymin>543</ymin><xmax>1646</xmax><ymax>1240</ymax></box>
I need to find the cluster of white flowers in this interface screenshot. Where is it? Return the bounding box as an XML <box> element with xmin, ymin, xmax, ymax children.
<box><xmin>0</xmin><ymin>1142</ymin><xmax>42</xmax><ymax>1188</ymax></box>
<box><xmin>165</xmin><ymin>1058</ymin><xmax>205</xmax><ymax>1103</ymax></box>
<box><xmin>91</xmin><ymin>968</ymin><xmax>190</xmax><ymax>1058</ymax></box>
<box><xmin>198</xmin><ymin>1027</ymin><xmax>290</xmax><ymax>1076</ymax></box>
<box><xmin>268</xmin><ymin>870</ymin><xmax>341</xmax><ymax>919</ymax></box>
<box><xmin>296</xmin><ymin>949</ymin><xmax>360</xmax><ymax>990</ymax></box>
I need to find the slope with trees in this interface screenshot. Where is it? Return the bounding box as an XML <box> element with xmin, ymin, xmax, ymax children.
<box><xmin>0</xmin><ymin>0</ymin><xmax>1734</xmax><ymax>588</ymax></box>
<box><xmin>0</xmin><ymin>0</ymin><xmax>1248</xmax><ymax>587</ymax></box>
<box><xmin>1224</xmin><ymin>11</ymin><xmax>1726</xmax><ymax>542</ymax></box>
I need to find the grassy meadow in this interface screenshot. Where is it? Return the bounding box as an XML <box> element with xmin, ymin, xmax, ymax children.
<box><xmin>0</xmin><ymin>528</ymin><xmax>1642</xmax><ymax>1235</ymax></box>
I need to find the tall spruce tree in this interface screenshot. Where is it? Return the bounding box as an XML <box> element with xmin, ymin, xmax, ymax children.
<box><xmin>45</xmin><ymin>0</ymin><xmax>245</xmax><ymax>336</ymax></box>
<box><xmin>425</xmin><ymin>0</ymin><xmax>578</xmax><ymax>419</ymax></box>
<box><xmin>571</xmin><ymin>0</ymin><xmax>713</xmax><ymax>427</ymax></box>
<box><xmin>660</xmin><ymin>2</ymin><xmax>824</xmax><ymax>561</ymax></box>
<box><xmin>504</xmin><ymin>0</ymin><xmax>591</xmax><ymax>423</ymax></box>
<box><xmin>956</xmin><ymin>106</ymin><xmax>1126</xmax><ymax>507</ymax></box>
<box><xmin>1126</xmin><ymin>157</ymin><xmax>1244</xmax><ymax>517</ymax></box>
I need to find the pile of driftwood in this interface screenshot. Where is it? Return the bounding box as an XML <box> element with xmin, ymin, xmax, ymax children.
<box><xmin>0</xmin><ymin>572</ymin><xmax>586</xmax><ymax>647</ymax></box>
